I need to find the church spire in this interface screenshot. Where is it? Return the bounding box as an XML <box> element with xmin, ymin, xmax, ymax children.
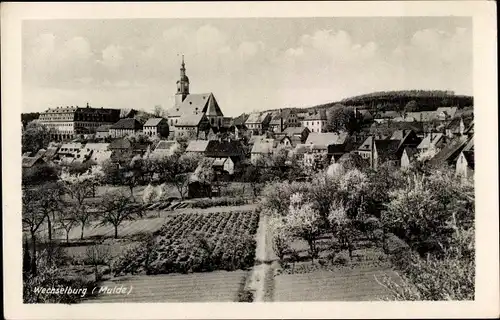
<box><xmin>175</xmin><ymin>54</ymin><xmax>190</xmax><ymax>104</ymax></box>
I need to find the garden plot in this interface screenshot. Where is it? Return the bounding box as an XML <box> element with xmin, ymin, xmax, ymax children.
<box><xmin>273</xmin><ymin>264</ymin><xmax>400</xmax><ymax>301</ymax></box>
<box><xmin>84</xmin><ymin>271</ymin><xmax>249</xmax><ymax>303</ymax></box>
<box><xmin>112</xmin><ymin>210</ymin><xmax>260</xmax><ymax>276</ymax></box>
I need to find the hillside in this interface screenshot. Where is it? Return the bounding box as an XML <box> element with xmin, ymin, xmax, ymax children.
<box><xmin>304</xmin><ymin>90</ymin><xmax>473</xmax><ymax>114</ymax></box>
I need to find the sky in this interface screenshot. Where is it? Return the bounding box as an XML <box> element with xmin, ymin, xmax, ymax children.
<box><xmin>22</xmin><ymin>17</ymin><xmax>472</xmax><ymax>117</ymax></box>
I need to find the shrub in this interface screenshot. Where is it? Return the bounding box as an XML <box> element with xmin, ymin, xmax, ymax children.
<box><xmin>384</xmin><ymin>233</ymin><xmax>410</xmax><ymax>255</ymax></box>
<box><xmin>333</xmin><ymin>251</ymin><xmax>350</xmax><ymax>266</ymax></box>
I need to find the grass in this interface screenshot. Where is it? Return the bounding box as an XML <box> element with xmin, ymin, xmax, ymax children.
<box><xmin>83</xmin><ymin>271</ymin><xmax>249</xmax><ymax>303</ymax></box>
<box><xmin>273</xmin><ymin>263</ymin><xmax>400</xmax><ymax>301</ymax></box>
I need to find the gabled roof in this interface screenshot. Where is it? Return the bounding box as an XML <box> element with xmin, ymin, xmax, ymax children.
<box><xmin>43</xmin><ymin>147</ymin><xmax>59</xmax><ymax>159</ymax></box>
<box><xmin>205</xmin><ymin>140</ymin><xmax>245</xmax><ymax>158</ymax></box>
<box><xmin>417</xmin><ymin>133</ymin><xmax>444</xmax><ymax>149</ymax></box>
<box><xmin>304</xmin><ymin>110</ymin><xmax>327</xmax><ymax>121</ymax></box>
<box><xmin>375</xmin><ymin>140</ymin><xmax>401</xmax><ymax>161</ymax></box>
<box><xmin>176</xmin><ymin>113</ymin><xmax>206</xmax><ymax>127</ymax></box>
<box><xmin>245</xmin><ymin>112</ymin><xmax>265</xmax><ymax>125</ymax></box>
<box><xmin>110</xmin><ymin>118</ymin><xmax>143</xmax><ymax>130</ymax></box>
<box><xmin>186</xmin><ymin>140</ymin><xmax>210</xmax><ymax>152</ymax></box>
<box><xmin>167</xmin><ymin>93</ymin><xmax>223</xmax><ymax>118</ymax></box>
<box><xmin>463</xmin><ymin>135</ymin><xmax>474</xmax><ymax>151</ymax></box>
<box><xmin>35</xmin><ymin>149</ymin><xmax>47</xmax><ymax>158</ymax></box>
<box><xmin>461</xmin><ymin>150</ymin><xmax>475</xmax><ymax>169</ymax></box>
<box><xmin>358</xmin><ymin>136</ymin><xmax>374</xmax><ymax>152</ymax></box>
<box><xmin>248</xmin><ymin>135</ymin><xmax>267</xmax><ymax>145</ymax></box>
<box><xmin>22</xmin><ymin>156</ymin><xmax>45</xmax><ymax>168</ymax></box>
<box><xmin>144</xmin><ymin>118</ymin><xmax>166</xmax><ymax>127</ymax></box>
<box><xmin>305</xmin><ymin>132</ymin><xmax>348</xmax><ymax>146</ymax></box>
<box><xmin>233</xmin><ymin>113</ymin><xmax>249</xmax><ymax>126</ymax></box>
<box><xmin>430</xmin><ymin>135</ymin><xmax>469</xmax><ymax>165</ymax></box>
<box><xmin>283</xmin><ymin>126</ymin><xmax>309</xmax><ymax>136</ymax></box>
<box><xmin>108</xmin><ymin>138</ymin><xmax>132</xmax><ymax>150</ymax></box>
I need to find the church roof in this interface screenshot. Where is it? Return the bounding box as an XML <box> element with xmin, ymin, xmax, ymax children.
<box><xmin>167</xmin><ymin>93</ymin><xmax>223</xmax><ymax>118</ymax></box>
<box><xmin>176</xmin><ymin>113</ymin><xmax>207</xmax><ymax>127</ymax></box>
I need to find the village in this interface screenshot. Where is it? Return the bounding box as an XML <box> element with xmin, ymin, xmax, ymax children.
<box><xmin>21</xmin><ymin>57</ymin><xmax>475</xmax><ymax>303</ymax></box>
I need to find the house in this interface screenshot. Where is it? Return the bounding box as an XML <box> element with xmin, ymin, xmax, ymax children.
<box><xmin>150</xmin><ymin>140</ymin><xmax>180</xmax><ymax>159</ymax></box>
<box><xmin>143</xmin><ymin>118</ymin><xmax>169</xmax><ymax>138</ymax></box>
<box><xmin>174</xmin><ymin>113</ymin><xmax>211</xmax><ymax>139</ymax></box>
<box><xmin>392</xmin><ymin>130</ymin><xmax>422</xmax><ymax>152</ymax></box>
<box><xmin>305</xmin><ymin>132</ymin><xmax>348</xmax><ymax>147</ymax></box>
<box><xmin>355</xmin><ymin>109</ymin><xmax>373</xmax><ymax>123</ymax></box>
<box><xmin>185</xmin><ymin>140</ymin><xmax>210</xmax><ymax>154</ymax></box>
<box><xmin>357</xmin><ymin>136</ymin><xmax>400</xmax><ymax>169</ymax></box>
<box><xmin>445</xmin><ymin>117</ymin><xmax>473</xmax><ymax>137</ymax></box>
<box><xmin>269</xmin><ymin>109</ymin><xmax>299</xmax><ymax>133</ymax></box>
<box><xmin>245</xmin><ymin>112</ymin><xmax>272</xmax><ymax>134</ymax></box>
<box><xmin>436</xmin><ymin>107</ymin><xmax>458</xmax><ymax>120</ymax></box>
<box><xmin>301</xmin><ymin>110</ymin><xmax>327</xmax><ymax>133</ymax></box>
<box><xmin>429</xmin><ymin>135</ymin><xmax>470</xmax><ymax>167</ymax></box>
<box><xmin>417</xmin><ymin>132</ymin><xmax>446</xmax><ymax>151</ymax></box>
<box><xmin>85</xmin><ymin>143</ymin><xmax>112</xmax><ymax>164</ymax></box>
<box><xmin>232</xmin><ymin>113</ymin><xmax>249</xmax><ymax>131</ymax></box>
<box><xmin>73</xmin><ymin>148</ymin><xmax>93</xmax><ymax>164</ymax></box>
<box><xmin>400</xmin><ymin>147</ymin><xmax>419</xmax><ymax>170</ymax></box>
<box><xmin>109</xmin><ymin>118</ymin><xmax>143</xmax><ymax>138</ymax></box>
<box><xmin>212</xmin><ymin>157</ymin><xmax>236</xmax><ymax>175</ymax></box>
<box><xmin>22</xmin><ymin>156</ymin><xmax>45</xmax><ymax>168</ymax></box>
<box><xmin>108</xmin><ymin>138</ymin><xmax>149</xmax><ymax>164</ymax></box>
<box><xmin>251</xmin><ymin>140</ymin><xmax>275</xmax><ymax>165</ymax></box>
<box><xmin>283</xmin><ymin>126</ymin><xmax>310</xmax><ymax>144</ymax></box>
<box><xmin>95</xmin><ymin>125</ymin><xmax>112</xmax><ymax>139</ymax></box>
<box><xmin>57</xmin><ymin>143</ymin><xmax>83</xmax><ymax>158</ymax></box>
<box><xmin>303</xmin><ymin>144</ymin><xmax>329</xmax><ymax>168</ymax></box>
<box><xmin>374</xmin><ymin>111</ymin><xmax>400</xmax><ymax>123</ymax></box>
<box><xmin>456</xmin><ymin>150</ymin><xmax>474</xmax><ymax>179</ymax></box>
<box><xmin>204</xmin><ymin>140</ymin><xmax>246</xmax><ymax>174</ymax></box>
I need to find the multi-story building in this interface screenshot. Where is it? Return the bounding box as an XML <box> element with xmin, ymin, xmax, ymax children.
<box><xmin>143</xmin><ymin>118</ymin><xmax>170</xmax><ymax>138</ymax></box>
<box><xmin>301</xmin><ymin>110</ymin><xmax>327</xmax><ymax>133</ymax></box>
<box><xmin>37</xmin><ymin>103</ymin><xmax>120</xmax><ymax>141</ymax></box>
<box><xmin>109</xmin><ymin>118</ymin><xmax>143</xmax><ymax>138</ymax></box>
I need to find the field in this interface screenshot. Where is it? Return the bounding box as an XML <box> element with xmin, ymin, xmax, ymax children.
<box><xmin>113</xmin><ymin>210</ymin><xmax>260</xmax><ymax>275</ymax></box>
<box><xmin>273</xmin><ymin>264</ymin><xmax>400</xmax><ymax>301</ymax></box>
<box><xmin>84</xmin><ymin>271</ymin><xmax>249</xmax><ymax>303</ymax></box>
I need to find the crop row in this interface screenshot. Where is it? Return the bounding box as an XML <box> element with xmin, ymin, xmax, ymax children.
<box><xmin>112</xmin><ymin>210</ymin><xmax>260</xmax><ymax>276</ymax></box>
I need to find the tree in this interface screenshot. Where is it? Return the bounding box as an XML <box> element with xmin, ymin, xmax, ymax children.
<box><xmin>325</xmin><ymin>105</ymin><xmax>359</xmax><ymax>134</ymax></box>
<box><xmin>22</xmin><ymin>163</ymin><xmax>59</xmax><ymax>186</ymax></box>
<box><xmin>328</xmin><ymin>202</ymin><xmax>355</xmax><ymax>259</ymax></box>
<box><xmin>120</xmin><ymin>155</ymin><xmax>145</xmax><ymax>201</ymax></box>
<box><xmin>22</xmin><ymin>187</ymin><xmax>46</xmax><ymax>275</ymax></box>
<box><xmin>404</xmin><ymin>100</ymin><xmax>418</xmax><ymax>113</ymax></box>
<box><xmin>56</xmin><ymin>206</ymin><xmax>77</xmax><ymax>243</ymax></box>
<box><xmin>151</xmin><ymin>151</ymin><xmax>201</xmax><ymax>200</ymax></box>
<box><xmin>284</xmin><ymin>193</ymin><xmax>322</xmax><ymax>261</ymax></box>
<box><xmin>97</xmin><ymin>191</ymin><xmax>144</xmax><ymax>238</ymax></box>
<box><xmin>85</xmin><ymin>245</ymin><xmax>111</xmax><ymax>282</ymax></box>
<box><xmin>268</xmin><ymin>215</ymin><xmax>290</xmax><ymax>262</ymax></box>
<box><xmin>22</xmin><ymin>122</ymin><xmax>52</xmax><ymax>154</ymax></box>
<box><xmin>153</xmin><ymin>105</ymin><xmax>165</xmax><ymax>118</ymax></box>
<box><xmin>59</xmin><ymin>171</ymin><xmax>95</xmax><ymax>239</ymax></box>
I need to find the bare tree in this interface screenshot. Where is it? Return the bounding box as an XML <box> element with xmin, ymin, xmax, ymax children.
<box><xmin>85</xmin><ymin>244</ymin><xmax>111</xmax><ymax>282</ymax></box>
<box><xmin>97</xmin><ymin>191</ymin><xmax>144</xmax><ymax>238</ymax></box>
<box><xmin>22</xmin><ymin>187</ymin><xmax>46</xmax><ymax>276</ymax></box>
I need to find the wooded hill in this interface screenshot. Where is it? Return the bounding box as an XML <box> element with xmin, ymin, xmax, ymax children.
<box><xmin>305</xmin><ymin>90</ymin><xmax>473</xmax><ymax>114</ymax></box>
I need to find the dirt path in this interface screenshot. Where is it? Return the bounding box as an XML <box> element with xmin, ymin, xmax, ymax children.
<box><xmin>247</xmin><ymin>212</ymin><xmax>276</xmax><ymax>302</ymax></box>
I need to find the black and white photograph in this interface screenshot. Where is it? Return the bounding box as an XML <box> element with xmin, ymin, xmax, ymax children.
<box><xmin>2</xmin><ymin>1</ymin><xmax>498</xmax><ymax>319</ymax></box>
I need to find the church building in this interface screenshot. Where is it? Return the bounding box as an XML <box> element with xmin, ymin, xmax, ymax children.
<box><xmin>165</xmin><ymin>56</ymin><xmax>225</xmax><ymax>136</ymax></box>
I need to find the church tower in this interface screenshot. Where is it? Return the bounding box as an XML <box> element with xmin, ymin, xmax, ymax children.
<box><xmin>175</xmin><ymin>55</ymin><xmax>190</xmax><ymax>107</ymax></box>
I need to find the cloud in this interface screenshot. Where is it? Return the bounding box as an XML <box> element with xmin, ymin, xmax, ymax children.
<box><xmin>99</xmin><ymin>45</ymin><xmax>124</xmax><ymax>68</ymax></box>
